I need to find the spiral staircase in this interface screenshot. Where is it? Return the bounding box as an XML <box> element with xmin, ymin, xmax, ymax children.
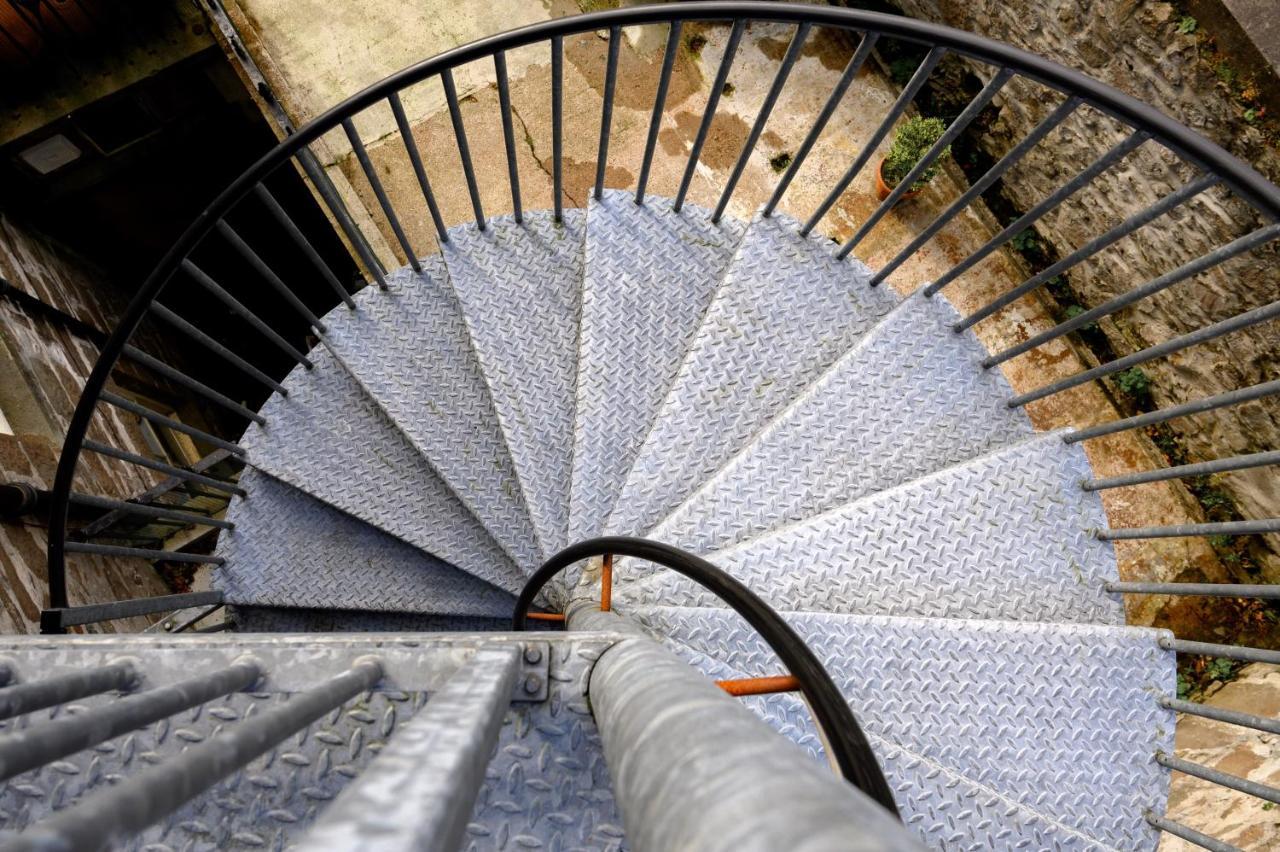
<box><xmin>2</xmin><ymin>3</ymin><xmax>1279</xmax><ymax>850</ymax></box>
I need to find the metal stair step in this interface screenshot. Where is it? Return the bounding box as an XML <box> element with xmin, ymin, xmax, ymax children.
<box><xmin>214</xmin><ymin>468</ymin><xmax>516</xmax><ymax>618</ymax></box>
<box><xmin>633</xmin><ymin>605</ymin><xmax>1173</xmax><ymax>851</ymax></box>
<box><xmin>605</xmin><ymin>210</ymin><xmax>897</xmax><ymax>539</ymax></box>
<box><xmin>645</xmin><ymin>289</ymin><xmax>1033</xmax><ymax>555</ymax></box>
<box><xmin>616</xmin><ymin>432</ymin><xmax>1123</xmax><ymax>625</ymax></box>
<box><xmin>570</xmin><ymin>191</ymin><xmax>745</xmax><ymax>543</ymax></box>
<box><xmin>320</xmin><ymin>257</ymin><xmax>542</xmax><ymax>571</ymax></box>
<box><xmin>442</xmin><ymin>210</ymin><xmax>586</xmax><ymax>558</ymax></box>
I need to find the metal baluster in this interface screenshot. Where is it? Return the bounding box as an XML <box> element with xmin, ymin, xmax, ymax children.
<box><xmin>252</xmin><ymin>183</ymin><xmax>354</xmax><ymax>308</ymax></box>
<box><xmin>0</xmin><ymin>661</ymin><xmax>137</xmax><ymax>723</ymax></box>
<box><xmin>1097</xmin><ymin>518</ymin><xmax>1280</xmax><ymax>540</ymax></box>
<box><xmin>1159</xmin><ymin>696</ymin><xmax>1280</xmax><ymax>736</ymax></box>
<box><xmin>148</xmin><ymin>303</ymin><xmax>287</xmax><ymax>394</ymax></box>
<box><xmin>803</xmin><ymin>47</ymin><xmax>945</xmax><ymax>236</ymax></box>
<box><xmin>870</xmin><ymin>96</ymin><xmax>1080</xmax><ymax>286</ymax></box>
<box><xmin>389</xmin><ymin>91</ymin><xmax>450</xmax><ymax>242</ymax></box>
<box><xmin>215</xmin><ymin>220</ymin><xmax>327</xmax><ymax>331</ymax></box>
<box><xmin>1162</xmin><ymin>637</ymin><xmax>1280</xmax><ymax>665</ymax></box>
<box><xmin>1083</xmin><ymin>449</ymin><xmax>1280</xmax><ymax>491</ymax></box>
<box><xmin>68</xmin><ymin>493</ymin><xmax>234</xmax><ymax>530</ymax></box>
<box><xmin>764</xmin><ymin>32</ymin><xmax>879</xmax><ymax>217</ymax></box>
<box><xmin>342</xmin><ymin>118</ymin><xmax>421</xmax><ymax>271</ymax></box>
<box><xmin>182</xmin><ymin>260</ymin><xmax>313</xmax><ymax>368</ymax></box>
<box><xmin>62</xmin><ymin>542</ymin><xmax>225</xmax><ymax>565</ymax></box>
<box><xmin>923</xmin><ymin>130</ymin><xmax>1149</xmax><ymax>296</ymax></box>
<box><xmin>297</xmin><ymin>147</ymin><xmax>388</xmax><ymax>288</ymax></box>
<box><xmin>1156</xmin><ymin>751</ymin><xmax>1280</xmax><ymax>805</ymax></box>
<box><xmin>1147</xmin><ymin>812</ymin><xmax>1242</xmax><ymax>852</ymax></box>
<box><xmin>636</xmin><ymin>20</ymin><xmax>683</xmax><ymax>205</ymax></box>
<box><xmin>841</xmin><ymin>69</ymin><xmax>1014</xmax><ymax>257</ymax></box>
<box><xmin>1064</xmin><ymin>379</ymin><xmax>1280</xmax><ymax>444</ymax></box>
<box><xmin>493</xmin><ymin>53</ymin><xmax>523</xmax><ymax>224</ymax></box>
<box><xmin>958</xmin><ymin>175</ymin><xmax>1220</xmax><ymax>331</ymax></box>
<box><xmin>552</xmin><ymin>35</ymin><xmax>564</xmax><ymax>222</ymax></box>
<box><xmin>674</xmin><ymin>20</ymin><xmax>745</xmax><ymax>212</ymax></box>
<box><xmin>1106</xmin><ymin>582</ymin><xmax>1280</xmax><ymax>598</ymax></box>
<box><xmin>100</xmin><ymin>392</ymin><xmax>246</xmax><ymax>457</ymax></box>
<box><xmin>442</xmin><ymin>68</ymin><xmax>486</xmax><ymax>229</ymax></box>
<box><xmin>594</xmin><ymin>25</ymin><xmax>622</xmax><ymax>200</ymax></box>
<box><xmin>121</xmin><ymin>345</ymin><xmax>265</xmax><ymax>425</ymax></box>
<box><xmin>713</xmin><ymin>22</ymin><xmax>811</xmax><ymax>223</ymax></box>
<box><xmin>82</xmin><ymin>440</ymin><xmax>245</xmax><ymax>497</ymax></box>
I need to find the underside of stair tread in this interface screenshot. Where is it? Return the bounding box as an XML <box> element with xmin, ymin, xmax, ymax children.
<box><xmin>228</xmin><ymin>605</ymin><xmax>511</xmax><ymax>633</ymax></box>
<box><xmin>319</xmin><ymin>257</ymin><xmax>541</xmax><ymax>570</ymax></box>
<box><xmin>633</xmin><ymin>605</ymin><xmax>1173</xmax><ymax>851</ymax></box>
<box><xmin>214</xmin><ymin>468</ymin><xmax>516</xmax><ymax>617</ymax></box>
<box><xmin>605</xmin><ymin>210</ymin><xmax>898</xmax><ymax>539</ymax></box>
<box><xmin>646</xmin><ymin>289</ymin><xmax>1034</xmax><ymax>555</ymax></box>
<box><xmin>569</xmin><ymin>191</ymin><xmax>746</xmax><ymax>543</ymax></box>
<box><xmin>442</xmin><ymin>210</ymin><xmax>586</xmax><ymax>558</ymax></box>
<box><xmin>665</xmin><ymin>645</ymin><xmax>1126</xmax><ymax>851</ymax></box>
<box><xmin>616</xmin><ymin>431</ymin><xmax>1123</xmax><ymax>625</ymax></box>
<box><xmin>240</xmin><ymin>343</ymin><xmax>525</xmax><ymax>595</ymax></box>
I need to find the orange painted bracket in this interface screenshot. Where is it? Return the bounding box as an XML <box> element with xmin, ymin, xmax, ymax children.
<box><xmin>526</xmin><ymin>612</ymin><xmax>566</xmax><ymax>622</ymax></box>
<box><xmin>601</xmin><ymin>553</ymin><xmax>613</xmax><ymax>612</ymax></box>
<box><xmin>715</xmin><ymin>675</ymin><xmax>801</xmax><ymax>697</ymax></box>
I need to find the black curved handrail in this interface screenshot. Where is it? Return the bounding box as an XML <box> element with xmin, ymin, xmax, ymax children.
<box><xmin>513</xmin><ymin>536</ymin><xmax>900</xmax><ymax>815</ymax></box>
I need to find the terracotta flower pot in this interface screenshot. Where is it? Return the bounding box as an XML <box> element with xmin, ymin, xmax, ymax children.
<box><xmin>875</xmin><ymin>158</ymin><xmax>923</xmax><ymax>203</ymax></box>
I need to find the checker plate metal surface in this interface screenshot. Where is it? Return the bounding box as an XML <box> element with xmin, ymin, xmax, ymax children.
<box><xmin>617</xmin><ymin>433</ymin><xmax>1123</xmax><ymax>625</ymax></box>
<box><xmin>605</xmin><ymin>212</ymin><xmax>897</xmax><ymax>539</ymax></box>
<box><xmin>647</xmin><ymin>291</ymin><xmax>1033</xmax><ymax>555</ymax></box>
<box><xmin>635</xmin><ymin>606</ymin><xmax>1174</xmax><ymax>851</ymax></box>
<box><xmin>570</xmin><ymin>192</ymin><xmax>744</xmax><ymax>543</ymax></box>
<box><xmin>214</xmin><ymin>468</ymin><xmax>516</xmax><ymax>617</ymax></box>
<box><xmin>241</xmin><ymin>343</ymin><xmax>524</xmax><ymax>595</ymax></box>
<box><xmin>443</xmin><ymin>211</ymin><xmax>586</xmax><ymax>558</ymax></box>
<box><xmin>321</xmin><ymin>258</ymin><xmax>541</xmax><ymax>571</ymax></box>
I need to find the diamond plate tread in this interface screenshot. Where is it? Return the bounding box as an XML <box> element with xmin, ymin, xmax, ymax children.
<box><xmin>213</xmin><ymin>468</ymin><xmax>516</xmax><ymax>617</ymax></box>
<box><xmin>633</xmin><ymin>605</ymin><xmax>1174</xmax><ymax>851</ymax></box>
<box><xmin>321</xmin><ymin>257</ymin><xmax>541</xmax><ymax>570</ymax></box>
<box><xmin>615</xmin><ymin>432</ymin><xmax>1123</xmax><ymax>625</ymax></box>
<box><xmin>604</xmin><ymin>211</ymin><xmax>898</xmax><ymax>539</ymax></box>
<box><xmin>240</xmin><ymin>343</ymin><xmax>525</xmax><ymax>595</ymax></box>
<box><xmin>662</xmin><ymin>645</ymin><xmax>1126</xmax><ymax>851</ymax></box>
<box><xmin>442</xmin><ymin>211</ymin><xmax>586</xmax><ymax>557</ymax></box>
<box><xmin>229</xmin><ymin>606</ymin><xmax>511</xmax><ymax>634</ymax></box>
<box><xmin>645</xmin><ymin>290</ymin><xmax>1033</xmax><ymax>556</ymax></box>
<box><xmin>569</xmin><ymin>191</ymin><xmax>746</xmax><ymax>543</ymax></box>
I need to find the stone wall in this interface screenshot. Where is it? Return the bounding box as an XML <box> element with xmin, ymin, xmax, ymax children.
<box><xmin>886</xmin><ymin>0</ymin><xmax>1280</xmax><ymax>584</ymax></box>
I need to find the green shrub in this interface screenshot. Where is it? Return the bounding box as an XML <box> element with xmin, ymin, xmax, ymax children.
<box><xmin>883</xmin><ymin>116</ymin><xmax>950</xmax><ymax>191</ymax></box>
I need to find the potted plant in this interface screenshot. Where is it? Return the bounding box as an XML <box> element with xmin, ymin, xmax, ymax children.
<box><xmin>876</xmin><ymin>115</ymin><xmax>950</xmax><ymax>202</ymax></box>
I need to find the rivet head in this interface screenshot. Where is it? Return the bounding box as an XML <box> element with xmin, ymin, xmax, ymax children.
<box><xmin>522</xmin><ymin>674</ymin><xmax>543</xmax><ymax>696</ymax></box>
<box><xmin>523</xmin><ymin>645</ymin><xmax>543</xmax><ymax>665</ymax></box>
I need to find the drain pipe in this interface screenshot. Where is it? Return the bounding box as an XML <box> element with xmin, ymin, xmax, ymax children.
<box><xmin>569</xmin><ymin>602</ymin><xmax>921</xmax><ymax>852</ymax></box>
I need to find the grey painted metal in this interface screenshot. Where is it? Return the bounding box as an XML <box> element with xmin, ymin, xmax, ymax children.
<box><xmin>1010</xmin><ymin>298</ymin><xmax>1280</xmax><ymax>407</ymax></box>
<box><xmin>986</xmin><ymin>222</ymin><xmax>1280</xmax><ymax>366</ymax></box>
<box><xmin>81</xmin><ymin>439</ymin><xmax>245</xmax><ymax>497</ymax></box>
<box><xmin>1156</xmin><ymin>752</ymin><xmax>1280</xmax><ymax>805</ymax></box>
<box><xmin>252</xmin><ymin>182</ymin><xmax>354</xmax><ymax>307</ymax></box>
<box><xmin>0</xmin><ymin>661</ymin><xmax>136</xmax><ymax>722</ymax></box>
<box><xmin>583</xmin><ymin>611</ymin><xmax>920</xmax><ymax>852</ymax></box>
<box><xmin>923</xmin><ymin>131</ymin><xmax>1149</xmax><ymax>297</ymax></box>
<box><xmin>78</xmin><ymin>447</ymin><xmax>232</xmax><ymax>538</ymax></box>
<box><xmin>619</xmin><ymin>433</ymin><xmax>1123</xmax><ymax>625</ymax></box>
<box><xmin>389</xmin><ymin>91</ymin><xmax>449</xmax><ymax>243</ymax></box>
<box><xmin>148</xmin><ymin>302</ymin><xmax>287</xmax><ymax>394</ymax></box>
<box><xmin>870</xmin><ymin>96</ymin><xmax>1081</xmax><ymax>286</ymax></box>
<box><xmin>640</xmin><ymin>606</ymin><xmax>1175</xmax><ymax>850</ymax></box>
<box><xmin>441</xmin><ymin>68</ymin><xmax>485</xmax><ymax>229</ymax></box>
<box><xmin>3</xmin><ymin>658</ymin><xmax>384</xmax><ymax>852</ymax></box>
<box><xmin>181</xmin><ymin>258</ymin><xmax>313</xmax><ymax>366</ymax></box>
<box><xmin>763</xmin><ymin>32</ymin><xmax>878</xmax><ymax>217</ymax></box>
<box><xmin>100</xmin><ymin>391</ymin><xmax>245</xmax><ymax>457</ymax></box>
<box><xmin>712</xmin><ymin>22</ymin><xmax>811</xmax><ymax>224</ymax></box>
<box><xmin>122</xmin><ymin>344</ymin><xmax>265</xmax><ymax>424</ymax></box>
<box><xmin>958</xmin><ymin>175</ymin><xmax>1221</xmax><ymax>332</ymax></box>
<box><xmin>240</xmin><ymin>342</ymin><xmax>526</xmax><ymax>592</ymax></box>
<box><xmin>215</xmin><ymin>468</ymin><xmax>517</xmax><ymax>616</ymax></box>
<box><xmin>1097</xmin><ymin>518</ymin><xmax>1280</xmax><ymax>539</ymax></box>
<box><xmin>1160</xmin><ymin>637</ymin><xmax>1280</xmax><ymax>665</ymax></box>
<box><xmin>293</xmin><ymin>648</ymin><xmax>520</xmax><ymax>852</ymax></box>
<box><xmin>571</xmin><ymin>191</ymin><xmax>745</xmax><ymax>543</ymax></box>
<box><xmin>648</xmin><ymin>291</ymin><xmax>1031</xmax><ymax>555</ymax></box>
<box><xmin>803</xmin><ymin>47</ymin><xmax>945</xmax><ymax>236</ymax></box>
<box><xmin>315</xmin><ymin>259</ymin><xmax>541</xmax><ymax>570</ymax></box>
<box><xmin>674</xmin><ymin>19</ymin><xmax>745</xmax><ymax>212</ymax></box>
<box><xmin>1065</xmin><ymin>378</ymin><xmax>1280</xmax><ymax>443</ymax></box>
<box><xmin>167</xmin><ymin>602</ymin><xmax>226</xmax><ymax>633</ymax></box>
<box><xmin>229</xmin><ymin>605</ymin><xmax>511</xmax><ymax>633</ymax></box>
<box><xmin>608</xmin><ymin>211</ymin><xmax>896</xmax><ymax>540</ymax></box>
<box><xmin>1161</xmin><ymin>696</ymin><xmax>1280</xmax><ymax>736</ymax></box>
<box><xmin>1146</xmin><ymin>813</ymin><xmax>1242</xmax><ymax>852</ymax></box>
<box><xmin>842</xmin><ymin>68</ymin><xmax>1014</xmax><ymax>255</ymax></box>
<box><xmin>441</xmin><ymin>210</ymin><xmax>585</xmax><ymax>557</ymax></box>
<box><xmin>1086</xmin><ymin>449</ymin><xmax>1280</xmax><ymax>490</ymax></box>
<box><xmin>1107</xmin><ymin>581</ymin><xmax>1280</xmax><ymax>598</ymax></box>
<box><xmin>551</xmin><ymin>35</ymin><xmax>564</xmax><ymax>222</ymax></box>
<box><xmin>41</xmin><ymin>590</ymin><xmax>224</xmax><ymax>628</ymax></box>
<box><xmin>636</xmin><ymin>21</ymin><xmax>681</xmax><ymax>205</ymax></box>
<box><xmin>68</xmin><ymin>492</ymin><xmax>233</xmax><ymax>530</ymax></box>
<box><xmin>594</xmin><ymin>25</ymin><xmax>621</xmax><ymax>201</ymax></box>
<box><xmin>493</xmin><ymin>52</ymin><xmax>523</xmax><ymax>225</ymax></box>
<box><xmin>343</xmin><ymin>118</ymin><xmax>420</xmax><ymax>272</ymax></box>
<box><xmin>215</xmin><ymin>219</ymin><xmax>329</xmax><ymax>330</ymax></box>
<box><xmin>298</xmin><ymin>146</ymin><xmax>388</xmax><ymax>286</ymax></box>
<box><xmin>62</xmin><ymin>541</ymin><xmax>225</xmax><ymax>565</ymax></box>
<box><xmin>0</xmin><ymin>658</ymin><xmax>262</xmax><ymax>783</ymax></box>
